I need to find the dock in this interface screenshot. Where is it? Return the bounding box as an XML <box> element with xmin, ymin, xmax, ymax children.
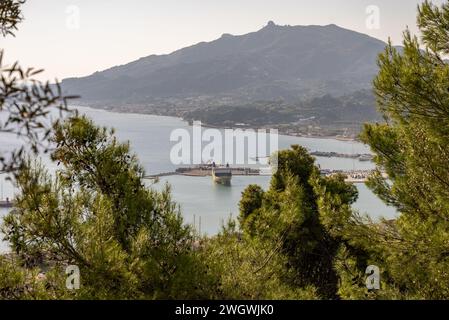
<box><xmin>144</xmin><ymin>166</ymin><xmax>260</xmax><ymax>179</ymax></box>
<box><xmin>310</xmin><ymin>151</ymin><xmax>373</xmax><ymax>162</ymax></box>
<box><xmin>177</xmin><ymin>166</ymin><xmax>260</xmax><ymax>177</ymax></box>
<box><xmin>144</xmin><ymin>166</ymin><xmax>381</xmax><ymax>184</ymax></box>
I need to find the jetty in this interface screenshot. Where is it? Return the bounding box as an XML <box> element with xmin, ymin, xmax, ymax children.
<box><xmin>310</xmin><ymin>151</ymin><xmax>373</xmax><ymax>162</ymax></box>
<box><xmin>144</xmin><ymin>165</ymin><xmax>260</xmax><ymax>180</ymax></box>
<box><xmin>144</xmin><ymin>166</ymin><xmax>381</xmax><ymax>184</ymax></box>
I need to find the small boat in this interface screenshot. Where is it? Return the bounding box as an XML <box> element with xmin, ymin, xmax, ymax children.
<box><xmin>211</xmin><ymin>163</ymin><xmax>232</xmax><ymax>185</ymax></box>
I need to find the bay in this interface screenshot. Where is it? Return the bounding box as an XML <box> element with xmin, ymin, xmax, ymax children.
<box><xmin>0</xmin><ymin>106</ymin><xmax>397</xmax><ymax>252</ymax></box>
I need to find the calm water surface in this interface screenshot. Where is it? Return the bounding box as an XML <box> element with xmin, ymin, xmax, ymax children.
<box><xmin>0</xmin><ymin>106</ymin><xmax>397</xmax><ymax>252</ymax></box>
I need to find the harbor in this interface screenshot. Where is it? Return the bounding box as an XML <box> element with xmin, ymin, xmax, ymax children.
<box><xmin>310</xmin><ymin>151</ymin><xmax>374</xmax><ymax>162</ymax></box>
<box><xmin>144</xmin><ymin>165</ymin><xmax>377</xmax><ymax>184</ymax></box>
<box><xmin>1</xmin><ymin>106</ymin><xmax>398</xmax><ymax>243</ymax></box>
<box><xmin>144</xmin><ymin>165</ymin><xmax>261</xmax><ymax>180</ymax></box>
<box><xmin>320</xmin><ymin>169</ymin><xmax>381</xmax><ymax>184</ymax></box>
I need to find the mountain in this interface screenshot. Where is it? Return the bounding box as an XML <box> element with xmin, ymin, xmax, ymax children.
<box><xmin>61</xmin><ymin>21</ymin><xmax>387</xmax><ymax>107</ymax></box>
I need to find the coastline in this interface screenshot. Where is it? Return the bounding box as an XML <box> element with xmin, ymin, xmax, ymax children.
<box><xmin>73</xmin><ymin>105</ymin><xmax>360</xmax><ymax>143</ymax></box>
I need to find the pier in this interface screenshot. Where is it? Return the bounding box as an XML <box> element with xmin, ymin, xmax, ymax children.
<box><xmin>310</xmin><ymin>151</ymin><xmax>373</xmax><ymax>162</ymax></box>
<box><xmin>144</xmin><ymin>166</ymin><xmax>261</xmax><ymax>180</ymax></box>
<box><xmin>144</xmin><ymin>166</ymin><xmax>379</xmax><ymax>184</ymax></box>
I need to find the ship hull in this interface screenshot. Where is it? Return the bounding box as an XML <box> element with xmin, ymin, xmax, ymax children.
<box><xmin>212</xmin><ymin>168</ymin><xmax>232</xmax><ymax>185</ymax></box>
<box><xmin>212</xmin><ymin>174</ymin><xmax>232</xmax><ymax>185</ymax></box>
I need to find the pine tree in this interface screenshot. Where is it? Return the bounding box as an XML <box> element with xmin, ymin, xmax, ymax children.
<box><xmin>0</xmin><ymin>0</ymin><xmax>77</xmax><ymax>299</ymax></box>
<box><xmin>2</xmin><ymin>116</ymin><xmax>219</xmax><ymax>299</ymax></box>
<box><xmin>238</xmin><ymin>145</ymin><xmax>358</xmax><ymax>299</ymax></box>
<box><xmin>335</xmin><ymin>0</ymin><xmax>449</xmax><ymax>299</ymax></box>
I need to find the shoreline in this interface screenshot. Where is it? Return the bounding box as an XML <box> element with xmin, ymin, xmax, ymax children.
<box><xmin>144</xmin><ymin>167</ymin><xmax>375</xmax><ymax>184</ymax></box>
<box><xmin>74</xmin><ymin>105</ymin><xmax>360</xmax><ymax>143</ymax></box>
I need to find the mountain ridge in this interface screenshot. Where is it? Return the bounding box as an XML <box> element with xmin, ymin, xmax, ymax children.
<box><xmin>61</xmin><ymin>21</ymin><xmax>387</xmax><ymax>106</ymax></box>
<box><xmin>65</xmin><ymin>22</ymin><xmax>383</xmax><ymax>80</ymax></box>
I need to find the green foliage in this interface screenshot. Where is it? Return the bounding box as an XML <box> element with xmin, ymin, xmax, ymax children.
<box><xmin>200</xmin><ymin>220</ymin><xmax>320</xmax><ymax>300</ymax></box>
<box><xmin>418</xmin><ymin>0</ymin><xmax>449</xmax><ymax>55</ymax></box>
<box><xmin>3</xmin><ymin>0</ymin><xmax>449</xmax><ymax>301</ymax></box>
<box><xmin>344</xmin><ymin>0</ymin><xmax>449</xmax><ymax>299</ymax></box>
<box><xmin>0</xmin><ymin>0</ymin><xmax>24</xmax><ymax>37</ymax></box>
<box><xmin>179</xmin><ymin>90</ymin><xmax>378</xmax><ymax>140</ymax></box>
<box><xmin>2</xmin><ymin>116</ymin><xmax>217</xmax><ymax>299</ymax></box>
<box><xmin>238</xmin><ymin>184</ymin><xmax>264</xmax><ymax>233</ymax></box>
<box><xmin>238</xmin><ymin>145</ymin><xmax>358</xmax><ymax>299</ymax></box>
<box><xmin>0</xmin><ymin>255</ymin><xmax>69</xmax><ymax>300</ymax></box>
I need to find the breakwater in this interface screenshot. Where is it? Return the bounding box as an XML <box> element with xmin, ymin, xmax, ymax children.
<box><xmin>310</xmin><ymin>151</ymin><xmax>373</xmax><ymax>162</ymax></box>
<box><xmin>144</xmin><ymin>166</ymin><xmax>379</xmax><ymax>184</ymax></box>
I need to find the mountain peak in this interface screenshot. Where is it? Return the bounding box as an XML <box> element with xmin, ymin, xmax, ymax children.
<box><xmin>221</xmin><ymin>33</ymin><xmax>233</xmax><ymax>39</ymax></box>
<box><xmin>62</xmin><ymin>23</ymin><xmax>386</xmax><ymax>104</ymax></box>
<box><xmin>266</xmin><ymin>20</ymin><xmax>277</xmax><ymax>28</ymax></box>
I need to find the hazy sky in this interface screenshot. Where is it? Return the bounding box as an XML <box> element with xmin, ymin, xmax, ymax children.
<box><xmin>1</xmin><ymin>0</ymin><xmax>445</xmax><ymax>80</ymax></box>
